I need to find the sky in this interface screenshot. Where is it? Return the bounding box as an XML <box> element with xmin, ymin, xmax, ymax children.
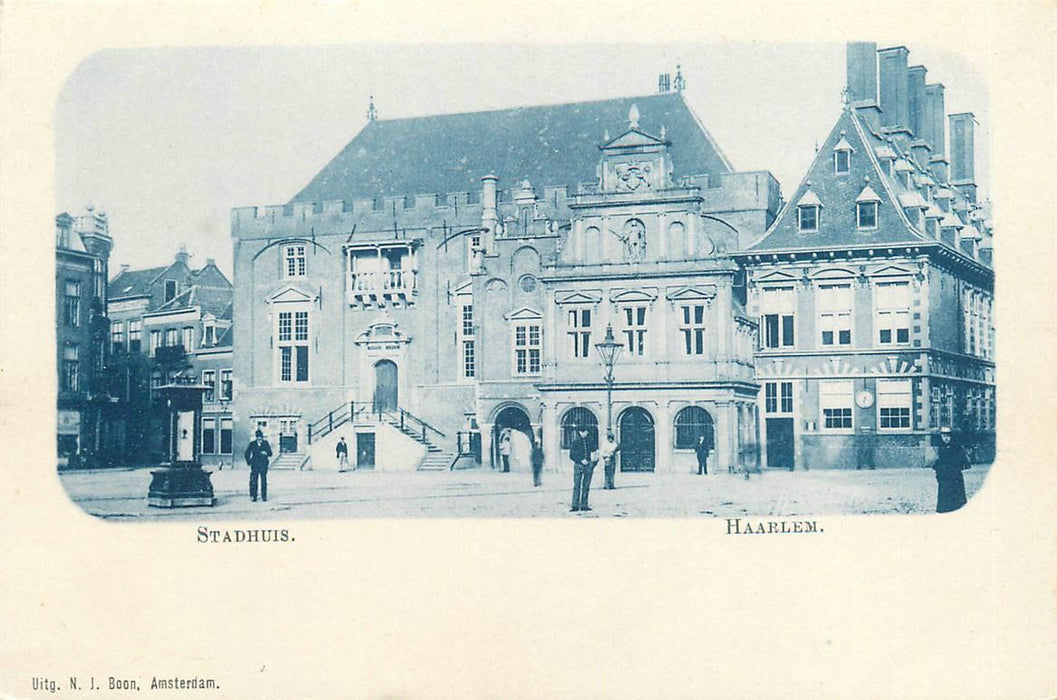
<box><xmin>55</xmin><ymin>42</ymin><xmax>990</xmax><ymax>277</ymax></box>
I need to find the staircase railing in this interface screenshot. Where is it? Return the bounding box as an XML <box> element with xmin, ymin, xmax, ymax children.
<box><xmin>307</xmin><ymin>401</ymin><xmax>368</xmax><ymax>445</ymax></box>
<box><xmin>385</xmin><ymin>407</ymin><xmax>446</xmax><ymax>443</ymax></box>
<box><xmin>307</xmin><ymin>402</ymin><xmax>445</xmax><ymax>446</ymax></box>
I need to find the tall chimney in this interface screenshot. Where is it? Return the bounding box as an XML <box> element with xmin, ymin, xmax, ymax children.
<box><xmin>923</xmin><ymin>84</ymin><xmax>946</xmax><ymax>151</ymax></box>
<box><xmin>878</xmin><ymin>46</ymin><xmax>911</xmax><ymax>137</ymax></box>
<box><xmin>175</xmin><ymin>244</ymin><xmax>190</xmax><ymax>266</ymax></box>
<box><xmin>949</xmin><ymin>112</ymin><xmax>976</xmax><ymax>203</ymax></box>
<box><xmin>907</xmin><ymin>65</ymin><xmax>926</xmax><ymax>137</ymax></box>
<box><xmin>846</xmin><ymin>42</ymin><xmax>878</xmax><ymax>103</ymax></box>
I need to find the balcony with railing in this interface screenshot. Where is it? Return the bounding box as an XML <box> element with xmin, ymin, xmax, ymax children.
<box><xmin>344</xmin><ymin>242</ymin><xmax>419</xmax><ymax>308</ymax></box>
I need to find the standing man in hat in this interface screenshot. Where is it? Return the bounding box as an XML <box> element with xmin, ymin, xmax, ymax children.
<box><xmin>569</xmin><ymin>424</ymin><xmax>598</xmax><ymax>512</ymax></box>
<box><xmin>244</xmin><ymin>429</ymin><xmax>273</xmax><ymax>502</ymax></box>
<box><xmin>336</xmin><ymin>436</ymin><xmax>349</xmax><ymax>471</ymax></box>
<box><xmin>932</xmin><ymin>427</ymin><xmax>970</xmax><ymax>513</ymax></box>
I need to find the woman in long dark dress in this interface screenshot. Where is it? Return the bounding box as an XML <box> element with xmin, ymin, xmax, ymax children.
<box><xmin>932</xmin><ymin>428</ymin><xmax>970</xmax><ymax>513</ymax></box>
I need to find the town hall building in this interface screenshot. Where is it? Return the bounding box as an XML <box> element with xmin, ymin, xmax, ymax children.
<box><xmin>228</xmin><ymin>44</ymin><xmax>993</xmax><ymax>474</ymax></box>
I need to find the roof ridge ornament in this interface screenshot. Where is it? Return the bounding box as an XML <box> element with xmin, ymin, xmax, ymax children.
<box><xmin>366</xmin><ymin>95</ymin><xmax>378</xmax><ymax>121</ymax></box>
<box><xmin>673</xmin><ymin>63</ymin><xmax>685</xmax><ymax>92</ymax></box>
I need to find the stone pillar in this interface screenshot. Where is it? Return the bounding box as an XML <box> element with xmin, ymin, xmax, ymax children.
<box><xmin>542</xmin><ymin>402</ymin><xmax>561</xmax><ymax>473</ymax></box>
<box><xmin>655</xmin><ymin>401</ymin><xmax>672</xmax><ymax>473</ymax></box>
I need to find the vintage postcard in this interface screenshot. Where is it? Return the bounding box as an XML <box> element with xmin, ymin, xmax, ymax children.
<box><xmin>2</xmin><ymin>2</ymin><xmax>1054</xmax><ymax>699</ymax></box>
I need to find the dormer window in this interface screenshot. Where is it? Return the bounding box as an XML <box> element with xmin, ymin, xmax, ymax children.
<box><xmin>834</xmin><ymin>150</ymin><xmax>850</xmax><ymax>174</ymax></box>
<box><xmin>857</xmin><ymin>202</ymin><xmax>878</xmax><ymax>229</ymax></box>
<box><xmin>796</xmin><ymin>188</ymin><xmax>822</xmax><ymax>233</ymax></box>
<box><xmin>832</xmin><ymin>132</ymin><xmax>853</xmax><ymax>174</ymax></box>
<box><xmin>855</xmin><ymin>180</ymin><xmax>881</xmax><ymax>230</ymax></box>
<box><xmin>283</xmin><ymin>244</ymin><xmax>307</xmax><ymax>278</ymax></box>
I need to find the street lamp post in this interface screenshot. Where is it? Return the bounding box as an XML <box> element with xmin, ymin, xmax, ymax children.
<box><xmin>594</xmin><ymin>324</ymin><xmax>624</xmax><ymax>435</ymax></box>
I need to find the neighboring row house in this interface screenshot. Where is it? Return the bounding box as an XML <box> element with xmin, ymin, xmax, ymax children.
<box><xmin>735</xmin><ymin>43</ymin><xmax>994</xmax><ymax>470</ymax></box>
<box><xmin>105</xmin><ymin>250</ymin><xmax>233</xmax><ymax>465</ymax></box>
<box><xmin>55</xmin><ymin>207</ymin><xmax>113</xmax><ymax>466</ymax></box>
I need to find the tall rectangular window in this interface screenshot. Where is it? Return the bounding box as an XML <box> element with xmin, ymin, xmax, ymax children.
<box><xmin>568</xmin><ymin>308</ymin><xmax>592</xmax><ymax>358</ymax></box>
<box><xmin>875</xmin><ymin>281</ymin><xmax>911</xmax><ymax>345</ymax></box>
<box><xmin>202</xmin><ymin>417</ymin><xmax>216</xmax><ymax>454</ymax></box>
<box><xmin>203</xmin><ymin>322</ymin><xmax>216</xmax><ymax>347</ymax></box>
<box><xmin>764</xmin><ymin>381</ymin><xmax>794</xmax><ymax>414</ymax></box>
<box><xmin>621</xmin><ymin>305</ymin><xmax>647</xmax><ymax>356</ymax></box>
<box><xmin>680</xmin><ymin>305</ymin><xmax>706</xmax><ymax>355</ymax></box>
<box><xmin>128</xmin><ymin>320</ymin><xmax>142</xmax><ymax>353</ymax></box>
<box><xmin>877</xmin><ymin>379</ymin><xmax>912</xmax><ymax>430</ymax></box>
<box><xmin>220</xmin><ymin>369</ymin><xmax>233</xmax><ymax>401</ymax></box>
<box><xmin>817</xmin><ymin>283</ymin><xmax>853</xmax><ymax>346</ymax></box>
<box><xmin>277</xmin><ymin>309</ymin><xmax>310</xmax><ymax>383</ymax></box>
<box><xmin>284</xmin><ymin>244</ymin><xmax>307</xmax><ymax>277</ymax></box>
<box><xmin>165</xmin><ymin>328</ymin><xmax>179</xmax><ymax>347</ymax></box>
<box><xmin>63</xmin><ymin>281</ymin><xmax>81</xmax><ymax>327</ymax></box>
<box><xmin>149</xmin><ymin>330</ymin><xmax>161</xmax><ymax>357</ymax></box>
<box><xmin>202</xmin><ymin>370</ymin><xmax>216</xmax><ymax>402</ymax></box>
<box><xmin>514</xmin><ymin>323</ymin><xmax>542</xmax><ymax>375</ymax></box>
<box><xmin>462</xmin><ymin>305</ymin><xmax>474</xmax><ymax>338</ymax></box>
<box><xmin>62</xmin><ymin>345</ymin><xmax>79</xmax><ymax>393</ymax></box>
<box><xmin>182</xmin><ymin>326</ymin><xmax>195</xmax><ymax>352</ymax></box>
<box><xmin>834</xmin><ymin>150</ymin><xmax>851</xmax><ymax>174</ymax></box>
<box><xmin>819</xmin><ymin>380</ymin><xmax>853</xmax><ymax>430</ymax></box>
<box><xmin>463</xmin><ymin>340</ymin><xmax>475</xmax><ymax>378</ymax></box>
<box><xmin>111</xmin><ymin>321</ymin><xmax>125</xmax><ymax>353</ymax></box>
<box><xmin>220</xmin><ymin>418</ymin><xmax>233</xmax><ymax>454</ymax></box>
<box><xmin>760</xmin><ymin>286</ymin><xmax>795</xmax><ymax>349</ymax></box>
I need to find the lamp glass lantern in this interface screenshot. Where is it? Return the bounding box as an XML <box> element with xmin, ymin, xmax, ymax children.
<box><xmin>594</xmin><ymin>323</ymin><xmax>624</xmax><ymax>433</ymax></box>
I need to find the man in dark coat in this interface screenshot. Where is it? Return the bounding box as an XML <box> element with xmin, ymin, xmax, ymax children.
<box><xmin>336</xmin><ymin>436</ymin><xmax>349</xmax><ymax>471</ymax></box>
<box><xmin>530</xmin><ymin>429</ymin><xmax>544</xmax><ymax>488</ymax></box>
<box><xmin>244</xmin><ymin>429</ymin><xmax>273</xmax><ymax>502</ymax></box>
<box><xmin>932</xmin><ymin>427</ymin><xmax>970</xmax><ymax>513</ymax></box>
<box><xmin>694</xmin><ymin>434</ymin><xmax>711</xmax><ymax>475</ymax></box>
<box><xmin>569</xmin><ymin>425</ymin><xmax>598</xmax><ymax>512</ymax></box>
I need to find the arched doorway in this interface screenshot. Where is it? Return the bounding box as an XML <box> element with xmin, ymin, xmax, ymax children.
<box><xmin>619</xmin><ymin>407</ymin><xmax>655</xmax><ymax>472</ymax></box>
<box><xmin>492</xmin><ymin>405</ymin><xmax>532</xmax><ymax>471</ymax></box>
<box><xmin>373</xmin><ymin>360</ymin><xmax>398</xmax><ymax>412</ymax></box>
<box><xmin>560</xmin><ymin>407</ymin><xmax>598</xmax><ymax>447</ymax></box>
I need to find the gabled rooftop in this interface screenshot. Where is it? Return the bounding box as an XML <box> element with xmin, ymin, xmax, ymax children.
<box><xmin>289</xmin><ymin>92</ymin><xmax>733</xmax><ymax>204</ymax></box>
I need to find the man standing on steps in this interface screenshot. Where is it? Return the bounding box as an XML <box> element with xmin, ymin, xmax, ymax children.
<box><xmin>569</xmin><ymin>424</ymin><xmax>598</xmax><ymax>512</ymax></box>
<box><xmin>244</xmin><ymin>429</ymin><xmax>273</xmax><ymax>502</ymax></box>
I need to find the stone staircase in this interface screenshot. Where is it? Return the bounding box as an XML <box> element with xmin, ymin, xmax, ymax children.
<box><xmin>271</xmin><ymin>452</ymin><xmax>309</xmax><ymax>470</ymax></box>
<box><xmin>378</xmin><ymin>412</ymin><xmax>455</xmax><ymax>470</ymax></box>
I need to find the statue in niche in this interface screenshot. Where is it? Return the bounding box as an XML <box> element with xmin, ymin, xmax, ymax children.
<box><xmin>612</xmin><ymin>218</ymin><xmax>647</xmax><ymax>261</ymax></box>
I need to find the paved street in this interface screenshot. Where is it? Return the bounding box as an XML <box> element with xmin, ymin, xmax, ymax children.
<box><xmin>58</xmin><ymin>462</ymin><xmax>992</xmax><ymax>520</ymax></box>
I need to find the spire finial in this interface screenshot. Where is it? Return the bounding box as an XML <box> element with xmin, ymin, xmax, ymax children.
<box><xmin>674</xmin><ymin>63</ymin><xmax>685</xmax><ymax>92</ymax></box>
<box><xmin>366</xmin><ymin>95</ymin><xmax>378</xmax><ymax>121</ymax></box>
<box><xmin>628</xmin><ymin>103</ymin><xmax>640</xmax><ymax>129</ymax></box>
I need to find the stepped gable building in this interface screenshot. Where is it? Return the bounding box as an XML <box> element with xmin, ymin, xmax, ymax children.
<box><xmin>56</xmin><ymin>207</ymin><xmax>113</xmax><ymax>467</ymax></box>
<box><xmin>735</xmin><ymin>42</ymin><xmax>994</xmax><ymax>471</ymax></box>
<box><xmin>232</xmin><ymin>91</ymin><xmax>781</xmax><ymax>473</ymax></box>
<box><xmin>105</xmin><ymin>250</ymin><xmax>233</xmax><ymax>464</ymax></box>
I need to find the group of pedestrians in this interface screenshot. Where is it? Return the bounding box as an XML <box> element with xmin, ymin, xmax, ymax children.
<box><xmin>240</xmin><ymin>423</ymin><xmax>972</xmax><ymax>514</ymax></box>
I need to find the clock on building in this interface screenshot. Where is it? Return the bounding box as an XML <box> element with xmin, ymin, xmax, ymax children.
<box><xmin>855</xmin><ymin>390</ymin><xmax>875</xmax><ymax>408</ymax></box>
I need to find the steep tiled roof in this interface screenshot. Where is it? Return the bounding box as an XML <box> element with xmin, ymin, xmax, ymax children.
<box><xmin>747</xmin><ymin>108</ymin><xmax>952</xmax><ymax>253</ymax></box>
<box><xmin>290</xmin><ymin>92</ymin><xmax>733</xmax><ymax>204</ymax></box>
<box><xmin>108</xmin><ymin>266</ymin><xmax>167</xmax><ymax>298</ymax></box>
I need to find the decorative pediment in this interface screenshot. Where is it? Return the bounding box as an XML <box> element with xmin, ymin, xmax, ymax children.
<box><xmin>810</xmin><ymin>267</ymin><xmax>856</xmax><ymax>280</ymax></box>
<box><xmin>754</xmin><ymin>270</ymin><xmax>799</xmax><ymax>284</ymax></box>
<box><xmin>555</xmin><ymin>290</ymin><xmax>603</xmax><ymax>305</ymax></box>
<box><xmin>609</xmin><ymin>288</ymin><xmax>658</xmax><ymax>304</ymax></box>
<box><xmin>355</xmin><ymin>314</ymin><xmax>411</xmax><ymax>347</ymax></box>
<box><xmin>266</xmin><ymin>286</ymin><xmax>317</xmax><ymax>304</ymax></box>
<box><xmin>602</xmin><ymin>129</ymin><xmax>667</xmax><ymax>150</ymax></box>
<box><xmin>869</xmin><ymin>264</ymin><xmax>914</xmax><ymax>278</ymax></box>
<box><xmin>504</xmin><ymin>306</ymin><xmax>543</xmax><ymax>321</ymax></box>
<box><xmin>665</xmin><ymin>285</ymin><xmax>718</xmax><ymax>302</ymax></box>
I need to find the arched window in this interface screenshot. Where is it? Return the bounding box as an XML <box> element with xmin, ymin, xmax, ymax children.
<box><xmin>674</xmin><ymin>406</ymin><xmax>714</xmax><ymax>450</ymax></box>
<box><xmin>561</xmin><ymin>407</ymin><xmax>598</xmax><ymax>448</ymax></box>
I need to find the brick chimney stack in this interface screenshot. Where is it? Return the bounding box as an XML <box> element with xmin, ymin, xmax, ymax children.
<box><xmin>924</xmin><ymin>83</ymin><xmax>948</xmax><ymax>181</ymax></box>
<box><xmin>846</xmin><ymin>42</ymin><xmax>882</xmax><ymax>130</ymax></box>
<box><xmin>949</xmin><ymin>112</ymin><xmax>977</xmax><ymax>203</ymax></box>
<box><xmin>878</xmin><ymin>46</ymin><xmax>912</xmax><ymax>144</ymax></box>
<box><xmin>175</xmin><ymin>244</ymin><xmax>190</xmax><ymax>267</ymax></box>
